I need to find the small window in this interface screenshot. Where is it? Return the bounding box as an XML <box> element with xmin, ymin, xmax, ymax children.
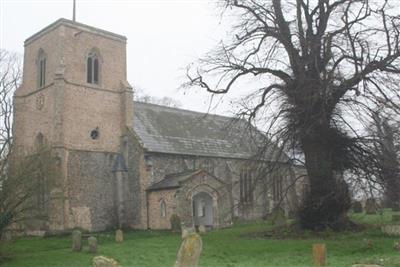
<box><xmin>240</xmin><ymin>167</ymin><xmax>253</xmax><ymax>204</ymax></box>
<box><xmin>272</xmin><ymin>176</ymin><xmax>283</xmax><ymax>202</ymax></box>
<box><xmin>37</xmin><ymin>49</ymin><xmax>46</xmax><ymax>88</ymax></box>
<box><xmin>160</xmin><ymin>200</ymin><xmax>166</xmax><ymax>218</ymax></box>
<box><xmin>87</xmin><ymin>50</ymin><xmax>100</xmax><ymax>84</ymax></box>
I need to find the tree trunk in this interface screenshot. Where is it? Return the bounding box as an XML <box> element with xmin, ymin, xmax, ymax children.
<box><xmin>298</xmin><ymin>129</ymin><xmax>352</xmax><ymax>231</ymax></box>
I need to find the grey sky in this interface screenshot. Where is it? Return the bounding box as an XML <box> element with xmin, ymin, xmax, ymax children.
<box><xmin>1</xmin><ymin>0</ymin><xmax>239</xmax><ymax>115</ymax></box>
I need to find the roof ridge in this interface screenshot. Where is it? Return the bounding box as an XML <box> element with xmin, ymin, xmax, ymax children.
<box><xmin>134</xmin><ymin>101</ymin><xmax>240</xmax><ymax>121</ymax></box>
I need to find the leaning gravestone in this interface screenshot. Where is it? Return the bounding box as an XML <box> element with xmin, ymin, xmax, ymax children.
<box><xmin>72</xmin><ymin>230</ymin><xmax>82</xmax><ymax>252</ymax></box>
<box><xmin>181</xmin><ymin>227</ymin><xmax>194</xmax><ymax>239</ymax></box>
<box><xmin>174</xmin><ymin>233</ymin><xmax>202</xmax><ymax>267</ymax></box>
<box><xmin>365</xmin><ymin>198</ymin><xmax>378</xmax><ymax>214</ymax></box>
<box><xmin>92</xmin><ymin>256</ymin><xmax>121</xmax><ymax>267</ymax></box>
<box><xmin>115</xmin><ymin>229</ymin><xmax>123</xmax><ymax>243</ymax></box>
<box><xmin>88</xmin><ymin>236</ymin><xmax>97</xmax><ymax>254</ymax></box>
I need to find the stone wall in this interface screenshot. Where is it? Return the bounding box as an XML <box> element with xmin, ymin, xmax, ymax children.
<box><xmin>66</xmin><ymin>150</ymin><xmax>118</xmax><ymax>231</ymax></box>
<box><xmin>147</xmin><ymin>189</ymin><xmax>177</xmax><ymax>229</ymax></box>
<box><xmin>143</xmin><ymin>152</ymin><xmax>298</xmax><ymax>226</ymax></box>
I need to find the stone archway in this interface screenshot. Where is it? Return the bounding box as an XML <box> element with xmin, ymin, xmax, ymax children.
<box><xmin>192</xmin><ymin>192</ymin><xmax>214</xmax><ymax>227</ymax></box>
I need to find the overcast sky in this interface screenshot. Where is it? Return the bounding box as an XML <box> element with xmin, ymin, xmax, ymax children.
<box><xmin>1</xmin><ymin>0</ymin><xmax>241</xmax><ymax>115</ymax></box>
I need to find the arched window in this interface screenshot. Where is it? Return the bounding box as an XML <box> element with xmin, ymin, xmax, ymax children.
<box><xmin>160</xmin><ymin>199</ymin><xmax>167</xmax><ymax>218</ymax></box>
<box><xmin>240</xmin><ymin>167</ymin><xmax>253</xmax><ymax>204</ymax></box>
<box><xmin>87</xmin><ymin>50</ymin><xmax>100</xmax><ymax>84</ymax></box>
<box><xmin>37</xmin><ymin>49</ymin><xmax>46</xmax><ymax>88</ymax></box>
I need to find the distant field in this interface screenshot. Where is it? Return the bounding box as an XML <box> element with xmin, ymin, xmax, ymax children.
<box><xmin>2</xmin><ymin>211</ymin><xmax>400</xmax><ymax>267</ymax></box>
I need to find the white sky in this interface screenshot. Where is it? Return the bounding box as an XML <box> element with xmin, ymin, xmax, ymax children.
<box><xmin>0</xmin><ymin>0</ymin><xmax>241</xmax><ymax>116</ymax></box>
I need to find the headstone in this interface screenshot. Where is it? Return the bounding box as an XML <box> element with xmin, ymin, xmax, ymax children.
<box><xmin>392</xmin><ymin>215</ymin><xmax>400</xmax><ymax>223</ymax></box>
<box><xmin>271</xmin><ymin>207</ymin><xmax>286</xmax><ymax>227</ymax></box>
<box><xmin>352</xmin><ymin>201</ymin><xmax>363</xmax><ymax>213</ymax></box>
<box><xmin>363</xmin><ymin>239</ymin><xmax>373</xmax><ymax>249</ymax></box>
<box><xmin>72</xmin><ymin>230</ymin><xmax>82</xmax><ymax>252</ymax></box>
<box><xmin>381</xmin><ymin>225</ymin><xmax>400</xmax><ymax>236</ymax></box>
<box><xmin>92</xmin><ymin>256</ymin><xmax>121</xmax><ymax>267</ymax></box>
<box><xmin>181</xmin><ymin>227</ymin><xmax>193</xmax><ymax>239</ymax></box>
<box><xmin>174</xmin><ymin>233</ymin><xmax>202</xmax><ymax>267</ymax></box>
<box><xmin>394</xmin><ymin>241</ymin><xmax>400</xmax><ymax>251</ymax></box>
<box><xmin>170</xmin><ymin>214</ymin><xmax>182</xmax><ymax>233</ymax></box>
<box><xmin>115</xmin><ymin>229</ymin><xmax>123</xmax><ymax>243</ymax></box>
<box><xmin>88</xmin><ymin>236</ymin><xmax>97</xmax><ymax>254</ymax></box>
<box><xmin>312</xmin><ymin>243</ymin><xmax>326</xmax><ymax>266</ymax></box>
<box><xmin>198</xmin><ymin>225</ymin><xmax>206</xmax><ymax>234</ymax></box>
<box><xmin>365</xmin><ymin>198</ymin><xmax>377</xmax><ymax>214</ymax></box>
<box><xmin>1</xmin><ymin>231</ymin><xmax>12</xmax><ymax>241</ymax></box>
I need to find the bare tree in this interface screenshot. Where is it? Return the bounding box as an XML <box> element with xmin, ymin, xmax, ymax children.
<box><xmin>0</xmin><ymin>50</ymin><xmax>56</xmax><ymax>244</ymax></box>
<box><xmin>370</xmin><ymin>110</ymin><xmax>400</xmax><ymax>209</ymax></box>
<box><xmin>187</xmin><ymin>0</ymin><xmax>400</xmax><ymax>230</ymax></box>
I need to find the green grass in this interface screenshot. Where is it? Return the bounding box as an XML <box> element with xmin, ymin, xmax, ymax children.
<box><xmin>2</xmin><ymin>212</ymin><xmax>400</xmax><ymax>267</ymax></box>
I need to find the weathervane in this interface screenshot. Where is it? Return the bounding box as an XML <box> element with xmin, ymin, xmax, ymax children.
<box><xmin>73</xmin><ymin>0</ymin><xmax>76</xmax><ymax>22</ymax></box>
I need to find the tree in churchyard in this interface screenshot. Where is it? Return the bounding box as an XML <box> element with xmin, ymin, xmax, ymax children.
<box><xmin>0</xmin><ymin>50</ymin><xmax>56</xmax><ymax>245</ymax></box>
<box><xmin>187</xmin><ymin>0</ymin><xmax>400</xmax><ymax>230</ymax></box>
<box><xmin>371</xmin><ymin>110</ymin><xmax>400</xmax><ymax>210</ymax></box>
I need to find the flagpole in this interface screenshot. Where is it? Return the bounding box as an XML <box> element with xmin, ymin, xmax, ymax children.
<box><xmin>73</xmin><ymin>0</ymin><xmax>76</xmax><ymax>22</ymax></box>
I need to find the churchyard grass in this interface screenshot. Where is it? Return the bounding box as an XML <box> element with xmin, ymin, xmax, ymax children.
<box><xmin>2</xmin><ymin>211</ymin><xmax>400</xmax><ymax>267</ymax></box>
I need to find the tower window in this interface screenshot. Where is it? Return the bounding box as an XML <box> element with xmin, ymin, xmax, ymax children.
<box><xmin>37</xmin><ymin>49</ymin><xmax>46</xmax><ymax>88</ymax></box>
<box><xmin>87</xmin><ymin>50</ymin><xmax>100</xmax><ymax>84</ymax></box>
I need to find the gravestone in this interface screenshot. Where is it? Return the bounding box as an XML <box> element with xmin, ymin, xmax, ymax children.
<box><xmin>312</xmin><ymin>243</ymin><xmax>326</xmax><ymax>266</ymax></box>
<box><xmin>174</xmin><ymin>233</ymin><xmax>202</xmax><ymax>267</ymax></box>
<box><xmin>72</xmin><ymin>230</ymin><xmax>82</xmax><ymax>252</ymax></box>
<box><xmin>393</xmin><ymin>241</ymin><xmax>400</xmax><ymax>251</ymax></box>
<box><xmin>271</xmin><ymin>207</ymin><xmax>286</xmax><ymax>227</ymax></box>
<box><xmin>115</xmin><ymin>229</ymin><xmax>123</xmax><ymax>243</ymax></box>
<box><xmin>92</xmin><ymin>256</ymin><xmax>121</xmax><ymax>267</ymax></box>
<box><xmin>352</xmin><ymin>201</ymin><xmax>363</xmax><ymax>213</ymax></box>
<box><xmin>88</xmin><ymin>236</ymin><xmax>97</xmax><ymax>254</ymax></box>
<box><xmin>182</xmin><ymin>227</ymin><xmax>194</xmax><ymax>239</ymax></box>
<box><xmin>365</xmin><ymin>198</ymin><xmax>377</xmax><ymax>214</ymax></box>
<box><xmin>381</xmin><ymin>225</ymin><xmax>400</xmax><ymax>236</ymax></box>
<box><xmin>198</xmin><ymin>225</ymin><xmax>206</xmax><ymax>234</ymax></box>
<box><xmin>170</xmin><ymin>214</ymin><xmax>182</xmax><ymax>233</ymax></box>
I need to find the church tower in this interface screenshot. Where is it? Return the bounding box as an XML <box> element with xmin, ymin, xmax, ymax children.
<box><xmin>13</xmin><ymin>19</ymin><xmax>134</xmax><ymax>232</ymax></box>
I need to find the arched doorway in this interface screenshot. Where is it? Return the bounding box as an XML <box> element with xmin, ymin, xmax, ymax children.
<box><xmin>192</xmin><ymin>192</ymin><xmax>213</xmax><ymax>227</ymax></box>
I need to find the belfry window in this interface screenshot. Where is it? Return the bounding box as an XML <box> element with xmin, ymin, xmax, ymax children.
<box><xmin>37</xmin><ymin>49</ymin><xmax>46</xmax><ymax>88</ymax></box>
<box><xmin>87</xmin><ymin>51</ymin><xmax>99</xmax><ymax>84</ymax></box>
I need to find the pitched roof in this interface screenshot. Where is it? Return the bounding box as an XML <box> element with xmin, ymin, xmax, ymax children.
<box><xmin>147</xmin><ymin>170</ymin><xmax>202</xmax><ymax>191</ymax></box>
<box><xmin>133</xmin><ymin>101</ymin><xmax>270</xmax><ymax>159</ymax></box>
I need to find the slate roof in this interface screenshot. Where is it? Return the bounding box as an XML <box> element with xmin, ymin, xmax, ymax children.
<box><xmin>133</xmin><ymin>101</ymin><xmax>286</xmax><ymax>161</ymax></box>
<box><xmin>147</xmin><ymin>170</ymin><xmax>202</xmax><ymax>191</ymax></box>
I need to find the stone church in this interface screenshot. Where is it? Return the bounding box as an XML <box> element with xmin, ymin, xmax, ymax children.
<box><xmin>13</xmin><ymin>18</ymin><xmax>299</xmax><ymax>233</ymax></box>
